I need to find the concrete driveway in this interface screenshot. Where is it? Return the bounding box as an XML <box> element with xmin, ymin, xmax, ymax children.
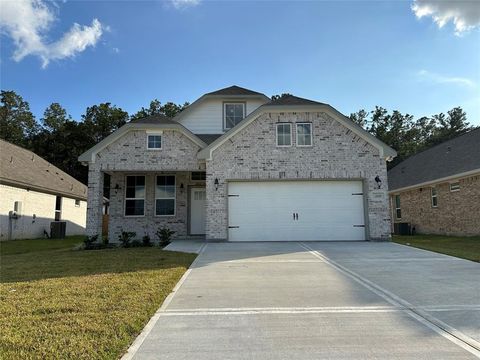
<box><xmin>126</xmin><ymin>241</ymin><xmax>480</xmax><ymax>359</ymax></box>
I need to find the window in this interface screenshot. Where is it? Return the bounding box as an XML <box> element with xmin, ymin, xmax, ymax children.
<box><xmin>224</xmin><ymin>103</ymin><xmax>245</xmax><ymax>129</ymax></box>
<box><xmin>75</xmin><ymin>199</ymin><xmax>81</xmax><ymax>207</ymax></box>
<box><xmin>394</xmin><ymin>195</ymin><xmax>401</xmax><ymax>219</ymax></box>
<box><xmin>191</xmin><ymin>172</ymin><xmax>206</xmax><ymax>181</ymax></box>
<box><xmin>276</xmin><ymin>123</ymin><xmax>292</xmax><ymax>146</ymax></box>
<box><xmin>431</xmin><ymin>187</ymin><xmax>438</xmax><ymax>208</ymax></box>
<box><xmin>296</xmin><ymin>123</ymin><xmax>312</xmax><ymax>146</ymax></box>
<box><xmin>55</xmin><ymin>196</ymin><xmax>62</xmax><ymax>221</ymax></box>
<box><xmin>156</xmin><ymin>175</ymin><xmax>175</xmax><ymax>216</ymax></box>
<box><xmin>450</xmin><ymin>182</ymin><xmax>460</xmax><ymax>192</ymax></box>
<box><xmin>125</xmin><ymin>176</ymin><xmax>145</xmax><ymax>216</ymax></box>
<box><xmin>147</xmin><ymin>134</ymin><xmax>162</xmax><ymax>149</ymax></box>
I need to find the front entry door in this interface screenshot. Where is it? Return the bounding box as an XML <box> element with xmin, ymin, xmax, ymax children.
<box><xmin>190</xmin><ymin>188</ymin><xmax>206</xmax><ymax>235</ymax></box>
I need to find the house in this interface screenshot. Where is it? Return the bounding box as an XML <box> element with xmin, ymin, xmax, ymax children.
<box><xmin>388</xmin><ymin>128</ymin><xmax>480</xmax><ymax>236</ymax></box>
<box><xmin>79</xmin><ymin>86</ymin><xmax>397</xmax><ymax>242</ymax></box>
<box><xmin>0</xmin><ymin>140</ymin><xmax>88</xmax><ymax>240</ymax></box>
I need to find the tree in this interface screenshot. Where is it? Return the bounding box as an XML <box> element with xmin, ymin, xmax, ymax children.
<box><xmin>82</xmin><ymin>103</ymin><xmax>129</xmax><ymax>143</ymax></box>
<box><xmin>42</xmin><ymin>103</ymin><xmax>71</xmax><ymax>131</ymax></box>
<box><xmin>427</xmin><ymin>107</ymin><xmax>471</xmax><ymax>146</ymax></box>
<box><xmin>130</xmin><ymin>99</ymin><xmax>189</xmax><ymax>120</ymax></box>
<box><xmin>349</xmin><ymin>109</ymin><xmax>369</xmax><ymax>128</ymax></box>
<box><xmin>0</xmin><ymin>90</ymin><xmax>38</xmax><ymax>145</ymax></box>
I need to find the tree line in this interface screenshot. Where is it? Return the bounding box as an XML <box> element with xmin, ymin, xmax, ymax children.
<box><xmin>0</xmin><ymin>89</ymin><xmax>475</xmax><ymax>185</ymax></box>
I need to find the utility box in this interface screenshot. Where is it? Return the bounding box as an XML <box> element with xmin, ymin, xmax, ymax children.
<box><xmin>50</xmin><ymin>221</ymin><xmax>66</xmax><ymax>239</ymax></box>
<box><xmin>394</xmin><ymin>222</ymin><xmax>411</xmax><ymax>235</ymax></box>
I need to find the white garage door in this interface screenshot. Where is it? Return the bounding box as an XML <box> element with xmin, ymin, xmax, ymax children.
<box><xmin>228</xmin><ymin>181</ymin><xmax>366</xmax><ymax>241</ymax></box>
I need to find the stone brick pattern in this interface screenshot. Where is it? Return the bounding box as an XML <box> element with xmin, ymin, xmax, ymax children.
<box><xmin>206</xmin><ymin>112</ymin><xmax>391</xmax><ymax>241</ymax></box>
<box><xmin>86</xmin><ymin>129</ymin><xmax>204</xmax><ymax>241</ymax></box>
<box><xmin>391</xmin><ymin>175</ymin><xmax>480</xmax><ymax>236</ymax></box>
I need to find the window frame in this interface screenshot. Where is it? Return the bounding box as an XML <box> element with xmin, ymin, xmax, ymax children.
<box><xmin>191</xmin><ymin>171</ymin><xmax>206</xmax><ymax>181</ymax></box>
<box><xmin>146</xmin><ymin>133</ymin><xmax>162</xmax><ymax>150</ymax></box>
<box><xmin>55</xmin><ymin>196</ymin><xmax>62</xmax><ymax>221</ymax></box>
<box><xmin>223</xmin><ymin>102</ymin><xmax>246</xmax><ymax>130</ymax></box>
<box><xmin>394</xmin><ymin>195</ymin><xmax>401</xmax><ymax>219</ymax></box>
<box><xmin>155</xmin><ymin>175</ymin><xmax>176</xmax><ymax>217</ymax></box>
<box><xmin>450</xmin><ymin>182</ymin><xmax>460</xmax><ymax>192</ymax></box>
<box><xmin>431</xmin><ymin>187</ymin><xmax>438</xmax><ymax>208</ymax></box>
<box><xmin>124</xmin><ymin>175</ymin><xmax>146</xmax><ymax>217</ymax></box>
<box><xmin>276</xmin><ymin>123</ymin><xmax>292</xmax><ymax>147</ymax></box>
<box><xmin>296</xmin><ymin>122</ymin><xmax>313</xmax><ymax>147</ymax></box>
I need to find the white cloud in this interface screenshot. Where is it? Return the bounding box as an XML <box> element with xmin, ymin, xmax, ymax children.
<box><xmin>412</xmin><ymin>0</ymin><xmax>480</xmax><ymax>35</ymax></box>
<box><xmin>169</xmin><ymin>0</ymin><xmax>201</xmax><ymax>10</ymax></box>
<box><xmin>417</xmin><ymin>69</ymin><xmax>476</xmax><ymax>87</ymax></box>
<box><xmin>0</xmin><ymin>0</ymin><xmax>103</xmax><ymax>68</ymax></box>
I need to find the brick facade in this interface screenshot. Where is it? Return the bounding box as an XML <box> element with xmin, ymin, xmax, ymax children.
<box><xmin>391</xmin><ymin>174</ymin><xmax>480</xmax><ymax>236</ymax></box>
<box><xmin>205</xmin><ymin>112</ymin><xmax>391</xmax><ymax>241</ymax></box>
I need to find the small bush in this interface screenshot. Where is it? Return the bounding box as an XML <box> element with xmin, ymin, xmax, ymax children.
<box><xmin>118</xmin><ymin>230</ymin><xmax>136</xmax><ymax>248</ymax></box>
<box><xmin>83</xmin><ymin>235</ymin><xmax>99</xmax><ymax>250</ymax></box>
<box><xmin>130</xmin><ymin>240</ymin><xmax>143</xmax><ymax>248</ymax></box>
<box><xmin>155</xmin><ymin>226</ymin><xmax>175</xmax><ymax>247</ymax></box>
<box><xmin>142</xmin><ymin>234</ymin><xmax>152</xmax><ymax>247</ymax></box>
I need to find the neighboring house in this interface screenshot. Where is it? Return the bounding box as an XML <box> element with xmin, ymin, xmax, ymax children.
<box><xmin>79</xmin><ymin>85</ymin><xmax>397</xmax><ymax>242</ymax></box>
<box><xmin>0</xmin><ymin>140</ymin><xmax>88</xmax><ymax>240</ymax></box>
<box><xmin>388</xmin><ymin>128</ymin><xmax>480</xmax><ymax>236</ymax></box>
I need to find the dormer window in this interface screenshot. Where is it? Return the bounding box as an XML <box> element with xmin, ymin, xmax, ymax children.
<box><xmin>224</xmin><ymin>103</ymin><xmax>245</xmax><ymax>130</ymax></box>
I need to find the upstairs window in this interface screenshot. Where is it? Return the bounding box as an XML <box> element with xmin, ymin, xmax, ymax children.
<box><xmin>125</xmin><ymin>176</ymin><xmax>145</xmax><ymax>216</ymax></box>
<box><xmin>431</xmin><ymin>187</ymin><xmax>438</xmax><ymax>208</ymax></box>
<box><xmin>450</xmin><ymin>182</ymin><xmax>460</xmax><ymax>192</ymax></box>
<box><xmin>276</xmin><ymin>123</ymin><xmax>292</xmax><ymax>147</ymax></box>
<box><xmin>224</xmin><ymin>103</ymin><xmax>245</xmax><ymax>129</ymax></box>
<box><xmin>296</xmin><ymin>123</ymin><xmax>312</xmax><ymax>146</ymax></box>
<box><xmin>394</xmin><ymin>195</ymin><xmax>401</xmax><ymax>219</ymax></box>
<box><xmin>147</xmin><ymin>134</ymin><xmax>162</xmax><ymax>149</ymax></box>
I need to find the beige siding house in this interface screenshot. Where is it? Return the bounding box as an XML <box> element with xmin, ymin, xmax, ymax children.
<box><xmin>79</xmin><ymin>86</ymin><xmax>397</xmax><ymax>243</ymax></box>
<box><xmin>388</xmin><ymin>128</ymin><xmax>480</xmax><ymax>236</ymax></box>
<box><xmin>0</xmin><ymin>140</ymin><xmax>87</xmax><ymax>240</ymax></box>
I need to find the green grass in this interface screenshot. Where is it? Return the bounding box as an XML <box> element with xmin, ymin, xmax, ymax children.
<box><xmin>393</xmin><ymin>234</ymin><xmax>480</xmax><ymax>262</ymax></box>
<box><xmin>0</xmin><ymin>236</ymin><xmax>196</xmax><ymax>359</ymax></box>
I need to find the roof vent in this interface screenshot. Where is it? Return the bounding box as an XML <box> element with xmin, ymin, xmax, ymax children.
<box><xmin>447</xmin><ymin>146</ymin><xmax>451</xmax><ymax>153</ymax></box>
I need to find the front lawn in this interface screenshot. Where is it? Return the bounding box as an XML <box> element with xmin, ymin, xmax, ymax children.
<box><xmin>0</xmin><ymin>237</ymin><xmax>196</xmax><ymax>359</ymax></box>
<box><xmin>392</xmin><ymin>234</ymin><xmax>480</xmax><ymax>262</ymax></box>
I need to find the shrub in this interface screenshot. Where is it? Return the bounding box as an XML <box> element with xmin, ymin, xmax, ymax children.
<box><xmin>155</xmin><ymin>226</ymin><xmax>175</xmax><ymax>247</ymax></box>
<box><xmin>83</xmin><ymin>235</ymin><xmax>99</xmax><ymax>250</ymax></box>
<box><xmin>118</xmin><ymin>230</ymin><xmax>136</xmax><ymax>248</ymax></box>
<box><xmin>142</xmin><ymin>234</ymin><xmax>152</xmax><ymax>247</ymax></box>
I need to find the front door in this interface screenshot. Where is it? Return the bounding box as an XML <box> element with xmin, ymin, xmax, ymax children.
<box><xmin>190</xmin><ymin>188</ymin><xmax>206</xmax><ymax>235</ymax></box>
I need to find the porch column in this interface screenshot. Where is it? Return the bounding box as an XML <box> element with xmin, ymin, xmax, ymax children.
<box><xmin>86</xmin><ymin>165</ymin><xmax>104</xmax><ymax>237</ymax></box>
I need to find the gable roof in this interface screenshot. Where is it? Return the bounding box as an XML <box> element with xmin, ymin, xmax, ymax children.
<box><xmin>78</xmin><ymin>120</ymin><xmax>207</xmax><ymax>163</ymax></box>
<box><xmin>198</xmin><ymin>97</ymin><xmax>397</xmax><ymax>161</ymax></box>
<box><xmin>0</xmin><ymin>140</ymin><xmax>87</xmax><ymax>200</ymax></box>
<box><xmin>206</xmin><ymin>85</ymin><xmax>266</xmax><ymax>97</ymax></box>
<box><xmin>388</xmin><ymin>128</ymin><xmax>480</xmax><ymax>191</ymax></box>
<box><xmin>265</xmin><ymin>94</ymin><xmax>326</xmax><ymax>106</ymax></box>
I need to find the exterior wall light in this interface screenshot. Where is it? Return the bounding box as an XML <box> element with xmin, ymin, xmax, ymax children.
<box><xmin>214</xmin><ymin>178</ymin><xmax>219</xmax><ymax>191</ymax></box>
<box><xmin>114</xmin><ymin>184</ymin><xmax>121</xmax><ymax>194</ymax></box>
<box><xmin>375</xmin><ymin>175</ymin><xmax>382</xmax><ymax>189</ymax></box>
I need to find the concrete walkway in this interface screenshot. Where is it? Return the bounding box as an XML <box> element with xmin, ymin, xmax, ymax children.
<box><xmin>125</xmin><ymin>241</ymin><xmax>480</xmax><ymax>359</ymax></box>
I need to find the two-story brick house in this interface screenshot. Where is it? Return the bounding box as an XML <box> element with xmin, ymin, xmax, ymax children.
<box><xmin>79</xmin><ymin>86</ymin><xmax>397</xmax><ymax>242</ymax></box>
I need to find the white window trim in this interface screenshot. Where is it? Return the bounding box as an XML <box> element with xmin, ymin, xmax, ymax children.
<box><xmin>146</xmin><ymin>133</ymin><xmax>163</xmax><ymax>150</ymax></box>
<box><xmin>276</xmin><ymin>123</ymin><xmax>292</xmax><ymax>147</ymax></box>
<box><xmin>155</xmin><ymin>175</ymin><xmax>176</xmax><ymax>217</ymax></box>
<box><xmin>431</xmin><ymin>187</ymin><xmax>438</xmax><ymax>208</ymax></box>
<box><xmin>394</xmin><ymin>195</ymin><xmax>401</xmax><ymax>219</ymax></box>
<box><xmin>223</xmin><ymin>102</ymin><xmax>246</xmax><ymax>130</ymax></box>
<box><xmin>124</xmin><ymin>175</ymin><xmax>146</xmax><ymax>217</ymax></box>
<box><xmin>449</xmin><ymin>182</ymin><xmax>460</xmax><ymax>192</ymax></box>
<box><xmin>296</xmin><ymin>122</ymin><xmax>313</xmax><ymax>147</ymax></box>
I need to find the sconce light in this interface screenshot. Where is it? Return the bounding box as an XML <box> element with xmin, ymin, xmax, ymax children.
<box><xmin>114</xmin><ymin>183</ymin><xmax>121</xmax><ymax>194</ymax></box>
<box><xmin>214</xmin><ymin>178</ymin><xmax>219</xmax><ymax>191</ymax></box>
<box><xmin>374</xmin><ymin>175</ymin><xmax>382</xmax><ymax>189</ymax></box>
<box><xmin>180</xmin><ymin>183</ymin><xmax>184</xmax><ymax>193</ymax></box>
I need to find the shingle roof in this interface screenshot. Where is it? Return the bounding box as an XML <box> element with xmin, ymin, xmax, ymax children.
<box><xmin>264</xmin><ymin>94</ymin><xmax>327</xmax><ymax>106</ymax></box>
<box><xmin>388</xmin><ymin>128</ymin><xmax>480</xmax><ymax>191</ymax></box>
<box><xmin>130</xmin><ymin>114</ymin><xmax>179</xmax><ymax>125</ymax></box>
<box><xmin>206</xmin><ymin>85</ymin><xmax>266</xmax><ymax>97</ymax></box>
<box><xmin>0</xmin><ymin>140</ymin><xmax>88</xmax><ymax>200</ymax></box>
<box><xmin>194</xmin><ymin>134</ymin><xmax>223</xmax><ymax>145</ymax></box>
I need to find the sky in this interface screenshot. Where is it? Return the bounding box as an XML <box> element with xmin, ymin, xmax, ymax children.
<box><xmin>1</xmin><ymin>0</ymin><xmax>480</xmax><ymax>126</ymax></box>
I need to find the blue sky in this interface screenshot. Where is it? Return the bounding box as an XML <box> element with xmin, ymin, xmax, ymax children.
<box><xmin>1</xmin><ymin>0</ymin><xmax>479</xmax><ymax>125</ymax></box>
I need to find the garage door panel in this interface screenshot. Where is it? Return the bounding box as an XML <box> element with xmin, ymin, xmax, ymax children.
<box><xmin>228</xmin><ymin>181</ymin><xmax>365</xmax><ymax>242</ymax></box>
